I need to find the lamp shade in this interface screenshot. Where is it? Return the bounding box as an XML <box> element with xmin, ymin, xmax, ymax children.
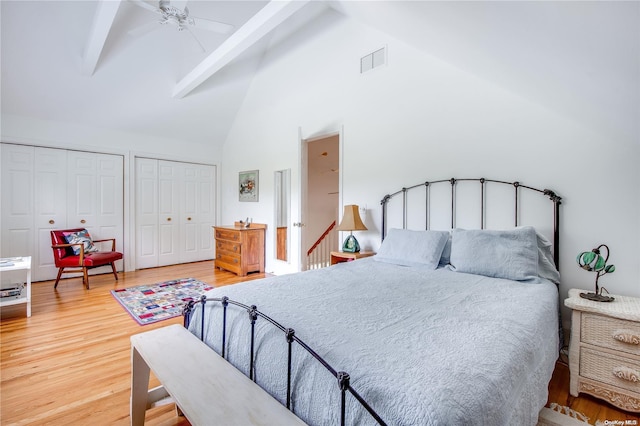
<box><xmin>336</xmin><ymin>205</ymin><xmax>367</xmax><ymax>232</ymax></box>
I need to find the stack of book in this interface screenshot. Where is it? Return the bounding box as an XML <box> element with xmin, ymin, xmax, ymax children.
<box><xmin>0</xmin><ymin>283</ymin><xmax>24</xmax><ymax>298</ymax></box>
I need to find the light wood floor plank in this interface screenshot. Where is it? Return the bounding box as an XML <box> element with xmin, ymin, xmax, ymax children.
<box><xmin>1</xmin><ymin>261</ymin><xmax>638</xmax><ymax>425</ymax></box>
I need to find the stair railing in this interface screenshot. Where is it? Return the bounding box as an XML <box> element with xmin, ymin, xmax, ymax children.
<box><xmin>306</xmin><ymin>221</ymin><xmax>337</xmax><ymax>270</ymax></box>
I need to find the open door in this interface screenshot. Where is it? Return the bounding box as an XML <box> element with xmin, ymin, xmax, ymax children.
<box><xmin>298</xmin><ymin>131</ymin><xmax>341</xmax><ymax>271</ymax></box>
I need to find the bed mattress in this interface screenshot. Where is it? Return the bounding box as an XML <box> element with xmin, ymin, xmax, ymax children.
<box><xmin>188</xmin><ymin>258</ymin><xmax>559</xmax><ymax>426</ymax></box>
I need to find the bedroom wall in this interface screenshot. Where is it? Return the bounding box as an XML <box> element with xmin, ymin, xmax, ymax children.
<box><xmin>221</xmin><ymin>10</ymin><xmax>639</xmax><ymax>328</ymax></box>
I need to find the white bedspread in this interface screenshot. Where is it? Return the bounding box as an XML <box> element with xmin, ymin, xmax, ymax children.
<box><xmin>188</xmin><ymin>258</ymin><xmax>559</xmax><ymax>426</ymax></box>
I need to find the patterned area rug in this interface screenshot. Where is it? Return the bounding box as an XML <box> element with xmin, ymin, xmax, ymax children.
<box><xmin>537</xmin><ymin>404</ymin><xmax>590</xmax><ymax>426</ymax></box>
<box><xmin>111</xmin><ymin>278</ymin><xmax>214</xmax><ymax>325</ymax></box>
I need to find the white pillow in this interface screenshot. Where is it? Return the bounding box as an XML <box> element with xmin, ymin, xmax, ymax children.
<box><xmin>449</xmin><ymin>227</ymin><xmax>539</xmax><ymax>281</ymax></box>
<box><xmin>375</xmin><ymin>228</ymin><xmax>449</xmax><ymax>269</ymax></box>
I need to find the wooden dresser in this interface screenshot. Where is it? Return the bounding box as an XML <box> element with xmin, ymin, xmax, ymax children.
<box><xmin>565</xmin><ymin>288</ymin><xmax>640</xmax><ymax>412</ymax></box>
<box><xmin>213</xmin><ymin>223</ymin><xmax>266</xmax><ymax>276</ymax></box>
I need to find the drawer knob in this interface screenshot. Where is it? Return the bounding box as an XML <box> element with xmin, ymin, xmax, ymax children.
<box><xmin>612</xmin><ymin>366</ymin><xmax>639</xmax><ymax>383</ymax></box>
<box><xmin>613</xmin><ymin>330</ymin><xmax>640</xmax><ymax>345</ymax></box>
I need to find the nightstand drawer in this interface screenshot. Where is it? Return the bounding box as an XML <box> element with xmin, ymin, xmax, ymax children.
<box><xmin>580</xmin><ymin>347</ymin><xmax>640</xmax><ymax>394</ymax></box>
<box><xmin>215</xmin><ymin>229</ymin><xmax>240</xmax><ymax>241</ymax></box>
<box><xmin>582</xmin><ymin>313</ymin><xmax>640</xmax><ymax>356</ymax></box>
<box><xmin>217</xmin><ymin>240</ymin><xmax>241</xmax><ymax>254</ymax></box>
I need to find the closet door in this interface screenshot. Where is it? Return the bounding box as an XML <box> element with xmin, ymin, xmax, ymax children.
<box><xmin>180</xmin><ymin>163</ymin><xmax>215</xmax><ymax>263</ymax></box>
<box><xmin>158</xmin><ymin>160</ymin><xmax>180</xmax><ymax>266</ymax></box>
<box><xmin>34</xmin><ymin>148</ymin><xmax>68</xmax><ymax>281</ymax></box>
<box><xmin>1</xmin><ymin>144</ymin><xmax>34</xmax><ymax>260</ymax></box>
<box><xmin>135</xmin><ymin>158</ymin><xmax>215</xmax><ymax>268</ymax></box>
<box><xmin>67</xmin><ymin>150</ymin><xmax>124</xmax><ymax>270</ymax></box>
<box><xmin>136</xmin><ymin>159</ymin><xmax>159</xmax><ymax>269</ymax></box>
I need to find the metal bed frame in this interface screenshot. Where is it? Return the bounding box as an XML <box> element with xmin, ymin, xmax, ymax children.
<box><xmin>381</xmin><ymin>178</ymin><xmax>562</xmax><ymax>267</ymax></box>
<box><xmin>183</xmin><ymin>177</ymin><xmax>562</xmax><ymax>426</ymax></box>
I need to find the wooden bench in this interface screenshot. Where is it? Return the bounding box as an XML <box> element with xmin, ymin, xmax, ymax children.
<box><xmin>130</xmin><ymin>324</ymin><xmax>307</xmax><ymax>426</ymax></box>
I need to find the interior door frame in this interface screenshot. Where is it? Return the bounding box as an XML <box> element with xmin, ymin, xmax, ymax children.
<box><xmin>297</xmin><ymin>126</ymin><xmax>343</xmax><ymax>271</ymax></box>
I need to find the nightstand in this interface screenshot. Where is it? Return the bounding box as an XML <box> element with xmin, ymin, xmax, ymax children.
<box><xmin>565</xmin><ymin>288</ymin><xmax>640</xmax><ymax>412</ymax></box>
<box><xmin>330</xmin><ymin>251</ymin><xmax>375</xmax><ymax>265</ymax></box>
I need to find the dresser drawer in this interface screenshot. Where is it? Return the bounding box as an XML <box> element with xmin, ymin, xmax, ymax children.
<box><xmin>215</xmin><ymin>257</ymin><xmax>241</xmax><ymax>275</ymax></box>
<box><xmin>216</xmin><ymin>240</ymin><xmax>241</xmax><ymax>254</ymax></box>
<box><xmin>214</xmin><ymin>229</ymin><xmax>240</xmax><ymax>242</ymax></box>
<box><xmin>582</xmin><ymin>313</ymin><xmax>640</xmax><ymax>356</ymax></box>
<box><xmin>580</xmin><ymin>347</ymin><xmax>640</xmax><ymax>394</ymax></box>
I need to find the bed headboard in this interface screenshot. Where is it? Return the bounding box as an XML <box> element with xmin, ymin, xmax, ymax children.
<box><xmin>380</xmin><ymin>178</ymin><xmax>562</xmax><ymax>268</ymax></box>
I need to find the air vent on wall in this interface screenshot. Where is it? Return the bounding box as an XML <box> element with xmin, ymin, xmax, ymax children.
<box><xmin>360</xmin><ymin>47</ymin><xmax>386</xmax><ymax>74</ymax></box>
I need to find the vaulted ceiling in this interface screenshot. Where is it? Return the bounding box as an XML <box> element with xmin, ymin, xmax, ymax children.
<box><xmin>1</xmin><ymin>1</ymin><xmax>638</xmax><ymax>151</ymax></box>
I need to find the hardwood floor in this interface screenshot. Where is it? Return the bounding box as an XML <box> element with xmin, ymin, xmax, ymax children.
<box><xmin>1</xmin><ymin>260</ymin><xmax>638</xmax><ymax>425</ymax></box>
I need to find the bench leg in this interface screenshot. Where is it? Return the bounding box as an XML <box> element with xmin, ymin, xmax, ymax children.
<box><xmin>131</xmin><ymin>346</ymin><xmax>150</xmax><ymax>426</ymax></box>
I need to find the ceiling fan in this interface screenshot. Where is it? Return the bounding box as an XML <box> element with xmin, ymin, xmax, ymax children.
<box><xmin>128</xmin><ymin>0</ymin><xmax>234</xmax><ymax>51</ymax></box>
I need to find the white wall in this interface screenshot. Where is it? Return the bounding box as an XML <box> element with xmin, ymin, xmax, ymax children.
<box><xmin>1</xmin><ymin>113</ymin><xmax>222</xmax><ymax>272</ymax></box>
<box><xmin>221</xmin><ymin>11</ymin><xmax>639</xmax><ymax>329</ymax></box>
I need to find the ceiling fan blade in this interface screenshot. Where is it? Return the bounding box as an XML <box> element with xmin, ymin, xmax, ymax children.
<box><xmin>128</xmin><ymin>21</ymin><xmax>162</xmax><ymax>37</ymax></box>
<box><xmin>171</xmin><ymin>0</ymin><xmax>188</xmax><ymax>12</ymax></box>
<box><xmin>188</xmin><ymin>17</ymin><xmax>234</xmax><ymax>34</ymax></box>
<box><xmin>184</xmin><ymin>26</ymin><xmax>205</xmax><ymax>53</ymax></box>
<box><xmin>129</xmin><ymin>0</ymin><xmax>160</xmax><ymax>13</ymax></box>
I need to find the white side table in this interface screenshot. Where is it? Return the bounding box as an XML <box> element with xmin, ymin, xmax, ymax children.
<box><xmin>0</xmin><ymin>256</ymin><xmax>32</xmax><ymax>317</ymax></box>
<box><xmin>565</xmin><ymin>288</ymin><xmax>640</xmax><ymax>412</ymax></box>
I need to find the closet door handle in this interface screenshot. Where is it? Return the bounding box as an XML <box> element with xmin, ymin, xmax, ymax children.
<box><xmin>80</xmin><ymin>219</ymin><xmax>86</xmax><ymax>224</ymax></box>
<box><xmin>49</xmin><ymin>220</ymin><xmax>55</xmax><ymax>225</ymax></box>
<box><xmin>187</xmin><ymin>217</ymin><xmax>192</xmax><ymax>221</ymax></box>
<box><xmin>167</xmin><ymin>217</ymin><xmax>172</xmax><ymax>221</ymax></box>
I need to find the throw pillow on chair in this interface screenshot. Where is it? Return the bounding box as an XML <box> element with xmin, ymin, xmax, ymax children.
<box><xmin>62</xmin><ymin>229</ymin><xmax>100</xmax><ymax>255</ymax></box>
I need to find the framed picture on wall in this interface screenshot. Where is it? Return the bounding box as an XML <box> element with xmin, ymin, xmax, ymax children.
<box><xmin>239</xmin><ymin>170</ymin><xmax>259</xmax><ymax>202</ymax></box>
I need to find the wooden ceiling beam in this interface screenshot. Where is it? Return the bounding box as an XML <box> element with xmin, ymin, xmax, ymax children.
<box><xmin>172</xmin><ymin>0</ymin><xmax>309</xmax><ymax>99</ymax></box>
<box><xmin>82</xmin><ymin>0</ymin><xmax>122</xmax><ymax>76</ymax></box>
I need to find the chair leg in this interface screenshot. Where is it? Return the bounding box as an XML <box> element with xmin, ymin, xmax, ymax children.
<box><xmin>111</xmin><ymin>263</ymin><xmax>119</xmax><ymax>281</ymax></box>
<box><xmin>83</xmin><ymin>268</ymin><xmax>90</xmax><ymax>290</ymax></box>
<box><xmin>54</xmin><ymin>268</ymin><xmax>64</xmax><ymax>289</ymax></box>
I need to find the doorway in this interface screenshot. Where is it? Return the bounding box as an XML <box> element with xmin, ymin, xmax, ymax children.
<box><xmin>300</xmin><ymin>133</ymin><xmax>340</xmax><ymax>270</ymax></box>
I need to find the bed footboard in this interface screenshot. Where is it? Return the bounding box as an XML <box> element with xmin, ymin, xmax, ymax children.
<box><xmin>183</xmin><ymin>295</ymin><xmax>386</xmax><ymax>426</ymax></box>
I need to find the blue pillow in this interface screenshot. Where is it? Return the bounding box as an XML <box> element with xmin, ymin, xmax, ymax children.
<box><xmin>449</xmin><ymin>227</ymin><xmax>538</xmax><ymax>281</ymax></box>
<box><xmin>375</xmin><ymin>229</ymin><xmax>449</xmax><ymax>269</ymax></box>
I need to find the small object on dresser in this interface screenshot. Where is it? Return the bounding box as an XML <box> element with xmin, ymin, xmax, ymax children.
<box><xmin>576</xmin><ymin>243</ymin><xmax>616</xmax><ymax>302</ymax></box>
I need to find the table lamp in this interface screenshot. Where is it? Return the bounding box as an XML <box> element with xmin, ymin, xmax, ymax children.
<box><xmin>336</xmin><ymin>205</ymin><xmax>367</xmax><ymax>253</ymax></box>
<box><xmin>576</xmin><ymin>244</ymin><xmax>616</xmax><ymax>302</ymax></box>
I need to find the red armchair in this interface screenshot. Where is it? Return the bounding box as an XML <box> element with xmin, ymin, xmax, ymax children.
<box><xmin>50</xmin><ymin>228</ymin><xmax>123</xmax><ymax>289</ymax></box>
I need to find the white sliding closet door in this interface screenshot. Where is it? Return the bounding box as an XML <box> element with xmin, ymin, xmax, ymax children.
<box><xmin>180</xmin><ymin>163</ymin><xmax>215</xmax><ymax>263</ymax></box>
<box><xmin>34</xmin><ymin>148</ymin><xmax>68</xmax><ymax>279</ymax></box>
<box><xmin>67</xmin><ymin>151</ymin><xmax>124</xmax><ymax>272</ymax></box>
<box><xmin>135</xmin><ymin>158</ymin><xmax>215</xmax><ymax>269</ymax></box>
<box><xmin>158</xmin><ymin>160</ymin><xmax>180</xmax><ymax>266</ymax></box>
<box><xmin>1</xmin><ymin>144</ymin><xmax>35</xmax><ymax>261</ymax></box>
<box><xmin>1</xmin><ymin>144</ymin><xmax>124</xmax><ymax>282</ymax></box>
<box><xmin>136</xmin><ymin>159</ymin><xmax>159</xmax><ymax>269</ymax></box>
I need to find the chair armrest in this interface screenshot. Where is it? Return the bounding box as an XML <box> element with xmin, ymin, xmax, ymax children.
<box><xmin>92</xmin><ymin>238</ymin><xmax>116</xmax><ymax>251</ymax></box>
<box><xmin>51</xmin><ymin>243</ymin><xmax>85</xmax><ymax>265</ymax></box>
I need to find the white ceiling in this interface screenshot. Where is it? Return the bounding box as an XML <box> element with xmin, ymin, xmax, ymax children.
<box><xmin>2</xmin><ymin>1</ymin><xmax>638</xmax><ymax>151</ymax></box>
